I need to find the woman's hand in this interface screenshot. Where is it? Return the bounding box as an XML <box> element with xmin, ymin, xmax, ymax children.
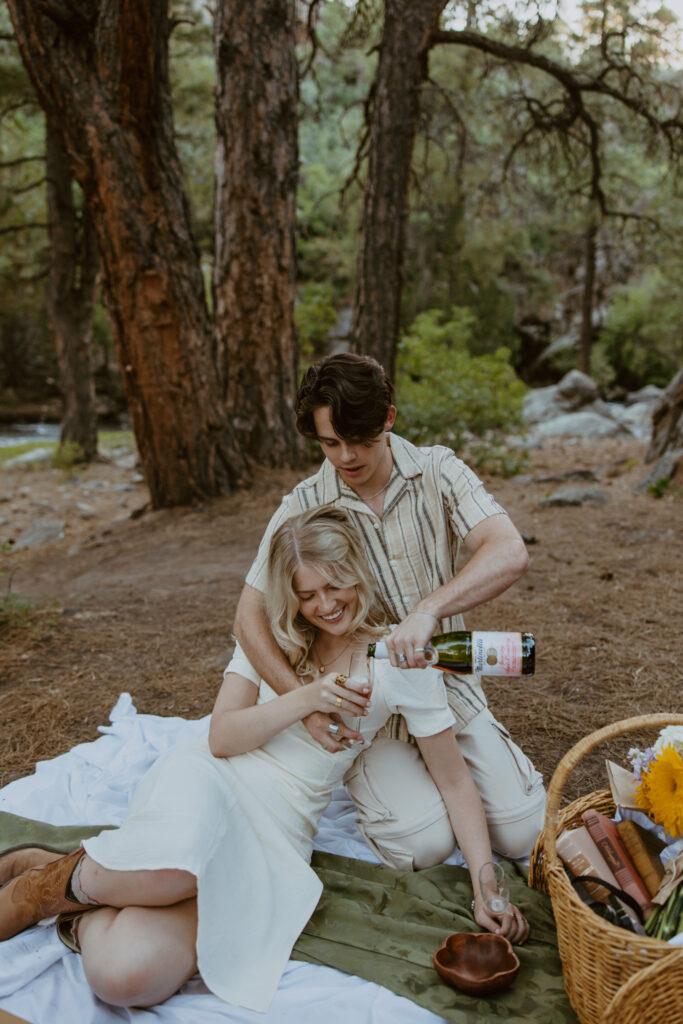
<box><xmin>308</xmin><ymin>671</ymin><xmax>371</xmax><ymax>719</ymax></box>
<box><xmin>472</xmin><ymin>896</ymin><xmax>530</xmax><ymax>946</ymax></box>
<box><xmin>302</xmin><ymin>673</ymin><xmax>371</xmax><ymax>752</ymax></box>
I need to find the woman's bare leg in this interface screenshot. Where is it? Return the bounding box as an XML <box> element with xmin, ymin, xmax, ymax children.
<box><xmin>78</xmin><ymin>899</ymin><xmax>198</xmax><ymax>1007</ymax></box>
<box><xmin>77</xmin><ymin>855</ymin><xmax>196</xmax><ymax>907</ymax></box>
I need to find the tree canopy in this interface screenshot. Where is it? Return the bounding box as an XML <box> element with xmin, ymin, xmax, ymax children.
<box><xmin>1</xmin><ymin>0</ymin><xmax>681</xmax><ymax>504</ymax></box>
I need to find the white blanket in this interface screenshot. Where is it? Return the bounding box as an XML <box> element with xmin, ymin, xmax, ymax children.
<box><xmin>0</xmin><ymin>694</ymin><xmax>450</xmax><ymax>1024</ymax></box>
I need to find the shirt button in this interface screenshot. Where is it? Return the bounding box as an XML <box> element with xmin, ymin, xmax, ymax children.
<box><xmin>374</xmin><ymin>522</ymin><xmax>380</xmax><ymax>530</ymax></box>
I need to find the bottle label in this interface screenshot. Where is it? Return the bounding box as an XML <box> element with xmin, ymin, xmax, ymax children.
<box><xmin>471</xmin><ymin>631</ymin><xmax>522</xmax><ymax>675</ymax></box>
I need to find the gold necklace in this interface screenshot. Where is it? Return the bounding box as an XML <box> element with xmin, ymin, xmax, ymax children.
<box><xmin>357</xmin><ymin>480</ymin><xmax>389</xmax><ymax>503</ymax></box>
<box><xmin>354</xmin><ymin>459</ymin><xmax>394</xmax><ymax>505</ymax></box>
<box><xmin>313</xmin><ymin>636</ymin><xmax>356</xmax><ymax>674</ymax></box>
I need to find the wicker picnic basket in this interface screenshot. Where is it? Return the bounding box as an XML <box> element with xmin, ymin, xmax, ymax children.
<box><xmin>528</xmin><ymin>712</ymin><xmax>683</xmax><ymax>1024</ymax></box>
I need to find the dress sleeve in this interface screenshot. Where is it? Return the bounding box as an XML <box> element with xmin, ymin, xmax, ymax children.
<box><xmin>224</xmin><ymin>640</ymin><xmax>261</xmax><ymax>685</ymax></box>
<box><xmin>379</xmin><ymin>662</ymin><xmax>455</xmax><ymax>738</ymax></box>
<box><xmin>244</xmin><ymin>497</ymin><xmax>294</xmax><ymax>593</ymax></box>
<box><xmin>438</xmin><ymin>448</ymin><xmax>507</xmax><ymax>539</ymax></box>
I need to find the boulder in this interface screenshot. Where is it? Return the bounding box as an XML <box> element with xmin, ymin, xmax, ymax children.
<box><xmin>540</xmin><ymin>487</ymin><xmax>609</xmax><ymax>507</ymax></box>
<box><xmin>625</xmin><ymin>385</ymin><xmax>663</xmax><ymax>407</ymax></box>
<box><xmin>603</xmin><ymin>401</ymin><xmax>654</xmax><ymax>441</ymax></box>
<box><xmin>535</xmin><ymin>469</ymin><xmax>599</xmax><ymax>484</ymax></box>
<box><xmin>556</xmin><ymin>369</ymin><xmax>600</xmax><ymax>407</ymax></box>
<box><xmin>522</xmin><ymin>386</ymin><xmax>567</xmax><ymax>425</ymax></box>
<box><xmin>12</xmin><ymin>518</ymin><xmax>65</xmax><ymax>550</ymax></box>
<box><xmin>534</xmin><ymin>410</ymin><xmax>631</xmax><ymax>440</ymax></box>
<box><xmin>523</xmin><ymin>370</ymin><xmax>603</xmax><ymax>427</ymax></box>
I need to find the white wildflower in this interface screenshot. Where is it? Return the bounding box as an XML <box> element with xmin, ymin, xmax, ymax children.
<box><xmin>654</xmin><ymin>726</ymin><xmax>683</xmax><ymax>759</ymax></box>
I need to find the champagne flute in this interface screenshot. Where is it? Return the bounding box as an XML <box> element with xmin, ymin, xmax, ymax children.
<box><xmin>345</xmin><ymin>649</ymin><xmax>372</xmax><ymax>740</ymax></box>
<box><xmin>477</xmin><ymin>861</ymin><xmax>510</xmax><ymax>915</ymax></box>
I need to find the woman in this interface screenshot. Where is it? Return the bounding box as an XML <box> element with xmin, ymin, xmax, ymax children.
<box><xmin>0</xmin><ymin>507</ymin><xmax>529</xmax><ymax>1011</ymax></box>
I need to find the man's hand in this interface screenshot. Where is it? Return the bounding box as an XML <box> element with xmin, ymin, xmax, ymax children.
<box><xmin>383</xmin><ymin>514</ymin><xmax>529</xmax><ymax>670</ymax></box>
<box><xmin>384</xmin><ymin>609</ymin><xmax>439</xmax><ymax>669</ymax></box>
<box><xmin>303</xmin><ymin>711</ymin><xmax>362</xmax><ymax>752</ymax></box>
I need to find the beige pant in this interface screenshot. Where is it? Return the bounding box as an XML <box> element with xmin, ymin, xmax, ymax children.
<box><xmin>344</xmin><ymin>709</ymin><xmax>546</xmax><ymax>870</ymax></box>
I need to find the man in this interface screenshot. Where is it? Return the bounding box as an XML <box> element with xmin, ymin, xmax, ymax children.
<box><xmin>234</xmin><ymin>353</ymin><xmax>545</xmax><ymax>869</ymax></box>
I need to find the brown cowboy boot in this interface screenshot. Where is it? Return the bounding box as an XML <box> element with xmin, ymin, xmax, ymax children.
<box><xmin>0</xmin><ymin>844</ymin><xmax>64</xmax><ymax>886</ymax></box>
<box><xmin>0</xmin><ymin>848</ymin><xmax>91</xmax><ymax>941</ymax></box>
<box><xmin>55</xmin><ymin>907</ymin><xmax>99</xmax><ymax>954</ymax></box>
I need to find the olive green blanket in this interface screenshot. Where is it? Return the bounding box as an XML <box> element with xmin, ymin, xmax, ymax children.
<box><xmin>0</xmin><ymin>811</ymin><xmax>577</xmax><ymax>1023</ymax></box>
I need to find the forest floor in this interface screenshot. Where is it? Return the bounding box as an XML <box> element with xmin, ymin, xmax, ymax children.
<box><xmin>1</xmin><ymin>435</ymin><xmax>681</xmax><ymax>807</ymax></box>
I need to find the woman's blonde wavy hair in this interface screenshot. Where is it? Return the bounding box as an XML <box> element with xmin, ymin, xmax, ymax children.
<box><xmin>265</xmin><ymin>507</ymin><xmax>388</xmax><ymax>676</ymax></box>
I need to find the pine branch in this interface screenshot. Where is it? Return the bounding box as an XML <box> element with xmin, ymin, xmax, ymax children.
<box><xmin>0</xmin><ymin>221</ymin><xmax>49</xmax><ymax>236</ymax></box>
<box><xmin>431</xmin><ymin>28</ymin><xmax>682</xmax><ymax>152</ymax></box>
<box><xmin>0</xmin><ymin>155</ymin><xmax>44</xmax><ymax>168</ymax></box>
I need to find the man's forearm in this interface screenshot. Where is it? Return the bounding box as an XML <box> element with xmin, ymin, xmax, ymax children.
<box><xmin>418</xmin><ymin>515</ymin><xmax>528</xmax><ymax>622</ymax></box>
<box><xmin>385</xmin><ymin>515</ymin><xmax>528</xmax><ymax>667</ymax></box>
<box><xmin>234</xmin><ymin>584</ymin><xmax>302</xmax><ymax>696</ymax></box>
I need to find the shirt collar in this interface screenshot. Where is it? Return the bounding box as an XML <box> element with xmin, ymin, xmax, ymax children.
<box><xmin>317</xmin><ymin>433</ymin><xmax>422</xmax><ymax>512</ymax></box>
<box><xmin>386</xmin><ymin>433</ymin><xmax>423</xmax><ymax>480</ymax></box>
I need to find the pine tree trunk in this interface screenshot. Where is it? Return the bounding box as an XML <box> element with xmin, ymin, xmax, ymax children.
<box><xmin>45</xmin><ymin>122</ymin><xmax>98</xmax><ymax>462</ymax></box>
<box><xmin>7</xmin><ymin>0</ymin><xmax>248</xmax><ymax>507</ymax></box>
<box><xmin>646</xmin><ymin>367</ymin><xmax>683</xmax><ymax>462</ymax></box>
<box><xmin>352</xmin><ymin>0</ymin><xmax>447</xmax><ymax>380</ymax></box>
<box><xmin>578</xmin><ymin>219</ymin><xmax>598</xmax><ymax>376</ymax></box>
<box><xmin>213</xmin><ymin>0</ymin><xmax>302</xmax><ymax>465</ymax></box>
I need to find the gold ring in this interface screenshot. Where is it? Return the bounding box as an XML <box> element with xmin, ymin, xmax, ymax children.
<box><xmin>335</xmin><ymin>696</ymin><xmax>343</xmax><ymax>708</ymax></box>
<box><xmin>334</xmin><ymin>674</ymin><xmax>347</xmax><ymax>688</ymax></box>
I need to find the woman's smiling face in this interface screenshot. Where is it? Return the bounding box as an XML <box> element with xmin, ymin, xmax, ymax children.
<box><xmin>293</xmin><ymin>563</ymin><xmax>358</xmax><ymax>636</ymax></box>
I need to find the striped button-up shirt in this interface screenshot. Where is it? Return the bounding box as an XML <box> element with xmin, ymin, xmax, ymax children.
<box><xmin>246</xmin><ymin>433</ymin><xmax>507</xmax><ymax>733</ymax></box>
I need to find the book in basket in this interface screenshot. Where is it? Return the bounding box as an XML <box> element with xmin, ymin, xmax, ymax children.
<box><xmin>582</xmin><ymin>808</ymin><xmax>653</xmax><ymax>917</ymax></box>
<box><xmin>556</xmin><ymin>825</ymin><xmax>618</xmax><ymax>903</ymax></box>
<box><xmin>615</xmin><ymin>819</ymin><xmax>666</xmax><ymax>898</ymax></box>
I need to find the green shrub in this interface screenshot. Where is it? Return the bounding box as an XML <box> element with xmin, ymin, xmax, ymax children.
<box><xmin>648</xmin><ymin>477</ymin><xmax>671</xmax><ymax>499</ymax></box>
<box><xmin>395</xmin><ymin>307</ymin><xmax>527</xmax><ymax>455</ymax></box>
<box><xmin>0</xmin><ymin>589</ymin><xmax>34</xmax><ymax>632</ymax></box>
<box><xmin>51</xmin><ymin>440</ymin><xmax>86</xmax><ymax>469</ymax></box>
<box><xmin>596</xmin><ymin>269</ymin><xmax>682</xmax><ymax>390</ymax></box>
<box><xmin>296</xmin><ymin>282</ymin><xmax>338</xmax><ymax>361</ymax></box>
<box><xmin>0</xmin><ymin>541</ymin><xmax>33</xmax><ymax>636</ymax></box>
<box><xmin>467</xmin><ymin>440</ymin><xmax>530</xmax><ymax>478</ymax></box>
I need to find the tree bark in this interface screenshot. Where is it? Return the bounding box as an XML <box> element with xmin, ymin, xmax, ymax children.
<box><xmin>7</xmin><ymin>0</ymin><xmax>248</xmax><ymax>507</ymax></box>
<box><xmin>352</xmin><ymin>0</ymin><xmax>448</xmax><ymax>379</ymax></box>
<box><xmin>646</xmin><ymin>367</ymin><xmax>683</xmax><ymax>462</ymax></box>
<box><xmin>213</xmin><ymin>0</ymin><xmax>302</xmax><ymax>465</ymax></box>
<box><xmin>45</xmin><ymin>121</ymin><xmax>98</xmax><ymax>461</ymax></box>
<box><xmin>577</xmin><ymin>218</ymin><xmax>598</xmax><ymax>375</ymax></box>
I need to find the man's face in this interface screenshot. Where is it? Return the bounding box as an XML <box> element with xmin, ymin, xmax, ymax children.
<box><xmin>312</xmin><ymin>405</ymin><xmax>395</xmax><ymax>491</ymax></box>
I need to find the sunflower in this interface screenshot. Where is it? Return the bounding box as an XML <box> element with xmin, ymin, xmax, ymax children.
<box><xmin>636</xmin><ymin>744</ymin><xmax>683</xmax><ymax>839</ymax></box>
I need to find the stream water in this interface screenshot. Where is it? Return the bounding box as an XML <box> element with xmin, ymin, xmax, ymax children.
<box><xmin>0</xmin><ymin>423</ymin><xmax>61</xmax><ymax>448</ymax></box>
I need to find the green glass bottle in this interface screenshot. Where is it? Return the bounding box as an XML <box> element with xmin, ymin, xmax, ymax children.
<box><xmin>367</xmin><ymin>631</ymin><xmax>535</xmax><ymax>676</ymax></box>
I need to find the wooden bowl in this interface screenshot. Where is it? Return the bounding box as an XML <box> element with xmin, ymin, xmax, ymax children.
<box><xmin>433</xmin><ymin>932</ymin><xmax>520</xmax><ymax>997</ymax></box>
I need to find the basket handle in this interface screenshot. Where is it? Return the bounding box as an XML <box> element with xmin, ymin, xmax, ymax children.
<box><xmin>543</xmin><ymin>712</ymin><xmax>683</xmax><ymax>868</ymax></box>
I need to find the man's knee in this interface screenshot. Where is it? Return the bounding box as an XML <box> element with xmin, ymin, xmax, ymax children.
<box><xmin>487</xmin><ymin>794</ymin><xmax>546</xmax><ymax>860</ymax></box>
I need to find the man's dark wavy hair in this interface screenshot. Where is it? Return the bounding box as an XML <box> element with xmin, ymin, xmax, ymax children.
<box><xmin>295</xmin><ymin>353</ymin><xmax>394</xmax><ymax>442</ymax></box>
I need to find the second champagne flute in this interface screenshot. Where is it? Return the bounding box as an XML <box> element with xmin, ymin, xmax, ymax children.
<box><xmin>477</xmin><ymin>861</ymin><xmax>510</xmax><ymax>915</ymax></box>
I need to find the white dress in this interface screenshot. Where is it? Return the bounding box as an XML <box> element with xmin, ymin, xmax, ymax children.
<box><xmin>83</xmin><ymin>653</ymin><xmax>454</xmax><ymax>1012</ymax></box>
